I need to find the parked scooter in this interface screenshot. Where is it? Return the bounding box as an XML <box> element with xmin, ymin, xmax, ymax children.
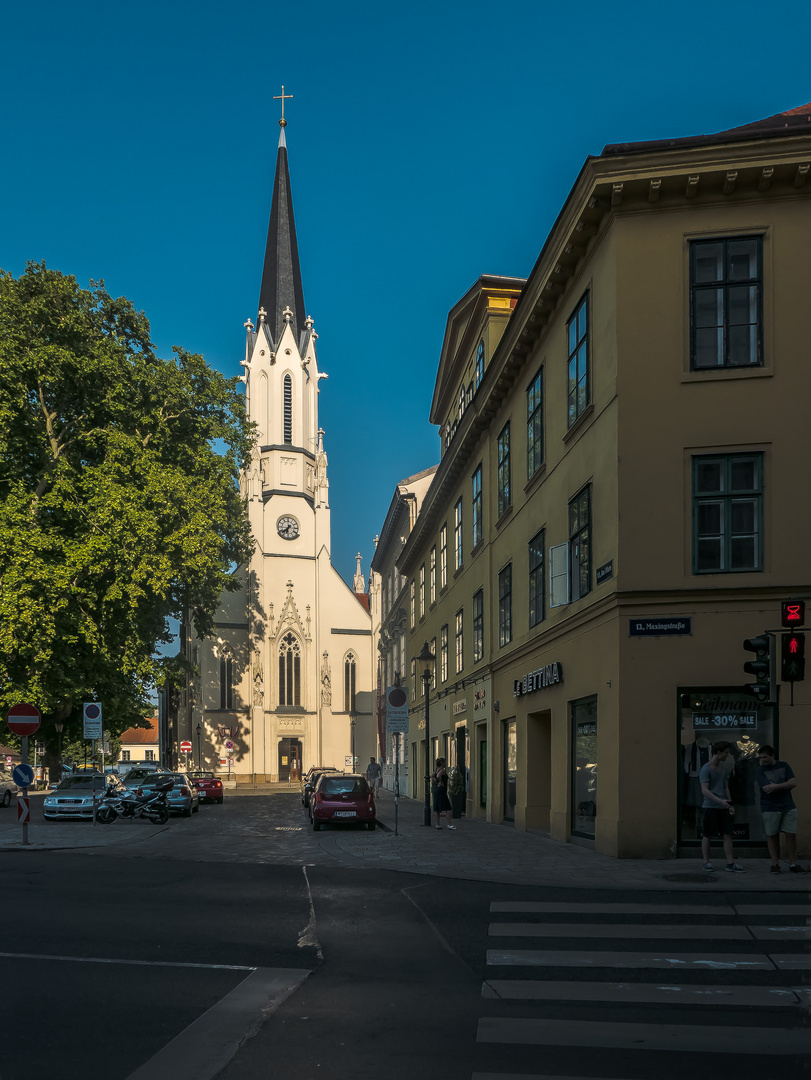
<box><xmin>96</xmin><ymin>777</ymin><xmax>173</xmax><ymax>825</ymax></box>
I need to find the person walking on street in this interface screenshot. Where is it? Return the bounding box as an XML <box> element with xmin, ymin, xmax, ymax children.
<box><xmin>700</xmin><ymin>741</ymin><xmax>745</xmax><ymax>873</ymax></box>
<box><xmin>755</xmin><ymin>745</ymin><xmax>806</xmax><ymax>874</ymax></box>
<box><xmin>365</xmin><ymin>757</ymin><xmax>382</xmax><ymax>796</ymax></box>
<box><xmin>432</xmin><ymin>757</ymin><xmax>455</xmax><ymax>830</ymax></box>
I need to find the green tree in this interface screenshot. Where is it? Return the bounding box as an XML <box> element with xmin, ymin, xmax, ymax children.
<box><xmin>0</xmin><ymin>262</ymin><xmax>253</xmax><ymax>759</ymax></box>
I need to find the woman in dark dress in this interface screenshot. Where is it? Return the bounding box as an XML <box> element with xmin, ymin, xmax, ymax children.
<box><xmin>432</xmin><ymin>757</ymin><xmax>456</xmax><ymax>830</ymax></box>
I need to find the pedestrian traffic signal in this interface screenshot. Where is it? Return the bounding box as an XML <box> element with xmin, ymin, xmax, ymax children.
<box><xmin>781</xmin><ymin>633</ymin><xmax>806</xmax><ymax>683</ymax></box>
<box><xmin>743</xmin><ymin>634</ymin><xmax>776</xmax><ymax>701</ymax></box>
<box><xmin>781</xmin><ymin>600</ymin><xmax>805</xmax><ymax>628</ymax></box>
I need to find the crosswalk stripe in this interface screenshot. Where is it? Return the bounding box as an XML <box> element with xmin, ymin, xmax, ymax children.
<box><xmin>488</xmin><ymin>922</ymin><xmax>751</xmax><ymax>940</ymax></box>
<box><xmin>486</xmin><ymin>949</ymin><xmax>775</xmax><ymax>969</ymax></box>
<box><xmin>490</xmin><ymin>901</ymin><xmax>735</xmax><ymax>915</ymax></box>
<box><xmin>471</xmin><ymin>1075</ymin><xmax>635</xmax><ymax>1080</ymax></box>
<box><xmin>749</xmin><ymin>925</ymin><xmax>811</xmax><ymax>939</ymax></box>
<box><xmin>772</xmin><ymin>955</ymin><xmax>811</xmax><ymax>969</ymax></box>
<box><xmin>481</xmin><ymin>979</ymin><xmax>800</xmax><ymax>1006</ymax></box>
<box><xmin>735</xmin><ymin>903</ymin><xmax>811</xmax><ymax>915</ymax></box>
<box><xmin>476</xmin><ymin>1017</ymin><xmax>808</xmax><ymax>1054</ymax></box>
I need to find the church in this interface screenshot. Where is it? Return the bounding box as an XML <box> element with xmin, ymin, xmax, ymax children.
<box><xmin>182</xmin><ymin>105</ymin><xmax>374</xmax><ymax>783</ymax></box>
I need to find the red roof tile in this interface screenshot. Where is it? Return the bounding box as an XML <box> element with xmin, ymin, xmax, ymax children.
<box><xmin>120</xmin><ymin>717</ymin><xmax>159</xmax><ymax>745</ymax></box>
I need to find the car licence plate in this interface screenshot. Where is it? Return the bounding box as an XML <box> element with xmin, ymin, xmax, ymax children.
<box><xmin>334</xmin><ymin>810</ymin><xmax>356</xmax><ymax>818</ymax></box>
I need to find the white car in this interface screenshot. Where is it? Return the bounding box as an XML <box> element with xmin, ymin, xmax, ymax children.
<box><xmin>0</xmin><ymin>769</ymin><xmax>18</xmax><ymax>808</ymax></box>
<box><xmin>43</xmin><ymin>773</ymin><xmax>111</xmax><ymax>820</ymax></box>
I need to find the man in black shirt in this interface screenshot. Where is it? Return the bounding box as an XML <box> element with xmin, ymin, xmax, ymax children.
<box><xmin>756</xmin><ymin>745</ymin><xmax>805</xmax><ymax>874</ymax></box>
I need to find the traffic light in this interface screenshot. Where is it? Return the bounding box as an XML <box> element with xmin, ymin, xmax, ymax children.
<box><xmin>781</xmin><ymin>632</ymin><xmax>806</xmax><ymax>683</ymax></box>
<box><xmin>781</xmin><ymin>600</ymin><xmax>805</xmax><ymax>628</ymax></box>
<box><xmin>743</xmin><ymin>634</ymin><xmax>776</xmax><ymax>701</ymax></box>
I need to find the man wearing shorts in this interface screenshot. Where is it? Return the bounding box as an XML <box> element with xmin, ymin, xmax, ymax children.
<box><xmin>756</xmin><ymin>746</ymin><xmax>805</xmax><ymax>874</ymax></box>
<box><xmin>365</xmin><ymin>757</ymin><xmax>382</xmax><ymax>796</ymax></box>
<box><xmin>700</xmin><ymin>741</ymin><xmax>745</xmax><ymax>873</ymax></box>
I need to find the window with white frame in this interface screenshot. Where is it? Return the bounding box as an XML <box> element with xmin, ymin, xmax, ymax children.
<box><xmin>278</xmin><ymin>634</ymin><xmax>301</xmax><ymax>706</ymax></box>
<box><xmin>344</xmin><ymin>652</ymin><xmax>357</xmax><ymax>712</ymax></box>
<box><xmin>429</xmin><ymin>546</ymin><xmax>437</xmax><ymax>604</ymax></box>
<box><xmin>440</xmin><ymin>525</ymin><xmax>448</xmax><ymax>588</ymax></box>
<box><xmin>529</xmin><ymin>529</ymin><xmax>545</xmax><ymax>627</ymax></box>
<box><xmin>472</xmin><ymin>465</ymin><xmax>483</xmax><ymax>548</ymax></box>
<box><xmin>569</xmin><ymin>486</ymin><xmax>591</xmax><ymax>602</ymax></box>
<box><xmin>410</xmin><ymin>580</ymin><xmax>415</xmax><ymax>628</ymax></box>
<box><xmin>440</xmin><ymin>625</ymin><xmax>448</xmax><ymax>682</ymax></box>
<box><xmin>567</xmin><ymin>294</ymin><xmax>589</xmax><ymax>428</ymax></box>
<box><xmin>498</xmin><ymin>564</ymin><xmax>512</xmax><ymax>647</ymax></box>
<box><xmin>454</xmin><ymin>499</ymin><xmax>463</xmax><ymax>570</ymax></box>
<box><xmin>455</xmin><ymin>609</ymin><xmax>464</xmax><ymax>674</ymax></box>
<box><xmin>472</xmin><ymin>589</ymin><xmax>484</xmax><ymax>663</ymax></box>
<box><xmin>419</xmin><ymin>564</ymin><xmax>425</xmax><ymax>618</ymax></box>
<box><xmin>475</xmin><ymin>339</ymin><xmax>485</xmax><ymax>389</ymax></box>
<box><xmin>430</xmin><ymin>636</ymin><xmax>437</xmax><ymax>689</ymax></box>
<box><xmin>497</xmin><ymin>422</ymin><xmax>511</xmax><ymax>518</ymax></box>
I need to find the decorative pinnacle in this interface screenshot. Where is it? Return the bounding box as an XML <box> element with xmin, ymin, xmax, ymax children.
<box><xmin>282</xmin><ymin>305</ymin><xmax>293</xmax><ymax>323</ymax></box>
<box><xmin>258</xmin><ymin>307</ymin><xmax>267</xmax><ymax>323</ymax></box>
<box><xmin>274</xmin><ymin>85</ymin><xmax>293</xmax><ymax>128</ymax></box>
<box><xmin>244</xmin><ymin>318</ymin><xmax>254</xmax><ymax>331</ymax></box>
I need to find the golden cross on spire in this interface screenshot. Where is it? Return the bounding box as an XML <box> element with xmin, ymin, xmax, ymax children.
<box><xmin>273</xmin><ymin>85</ymin><xmax>293</xmax><ymax>128</ymax></box>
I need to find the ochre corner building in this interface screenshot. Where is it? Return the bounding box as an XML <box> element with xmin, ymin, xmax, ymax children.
<box><xmin>398</xmin><ymin>104</ymin><xmax>811</xmax><ymax>859</ymax></box>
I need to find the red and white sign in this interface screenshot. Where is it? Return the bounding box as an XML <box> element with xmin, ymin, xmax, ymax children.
<box><xmin>180</xmin><ymin>740</ymin><xmax>192</xmax><ymax>752</ymax></box>
<box><xmin>7</xmin><ymin>702</ymin><xmax>41</xmax><ymax>736</ymax></box>
<box><xmin>17</xmin><ymin>797</ymin><xmax>30</xmax><ymax>824</ymax></box>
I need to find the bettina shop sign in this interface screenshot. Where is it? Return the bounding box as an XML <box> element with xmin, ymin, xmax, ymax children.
<box><xmin>513</xmin><ymin>662</ymin><xmax>563</xmax><ymax>698</ymax></box>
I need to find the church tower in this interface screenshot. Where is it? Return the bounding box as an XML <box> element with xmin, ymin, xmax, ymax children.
<box><xmin>188</xmin><ymin>100</ymin><xmax>374</xmax><ymax>783</ymax></box>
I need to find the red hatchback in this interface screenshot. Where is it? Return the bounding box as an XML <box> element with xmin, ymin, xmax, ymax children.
<box><xmin>311</xmin><ymin>774</ymin><xmax>375</xmax><ymax>831</ymax></box>
<box><xmin>188</xmin><ymin>771</ymin><xmax>224</xmax><ymax>804</ymax></box>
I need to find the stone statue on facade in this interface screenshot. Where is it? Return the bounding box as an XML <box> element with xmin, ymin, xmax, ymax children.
<box><xmin>321</xmin><ymin>651</ymin><xmax>331</xmax><ymax>706</ymax></box>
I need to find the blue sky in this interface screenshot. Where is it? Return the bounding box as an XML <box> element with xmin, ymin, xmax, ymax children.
<box><xmin>2</xmin><ymin>0</ymin><xmax>808</xmax><ymax>586</ymax></box>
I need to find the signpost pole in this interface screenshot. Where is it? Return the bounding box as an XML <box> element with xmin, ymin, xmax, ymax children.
<box><xmin>21</xmin><ymin>734</ymin><xmax>29</xmax><ymax>847</ymax></box>
<box><xmin>394</xmin><ymin>732</ymin><xmax>400</xmax><ymax>838</ymax></box>
<box><xmin>92</xmin><ymin>738</ymin><xmax>97</xmax><ymax>825</ymax></box>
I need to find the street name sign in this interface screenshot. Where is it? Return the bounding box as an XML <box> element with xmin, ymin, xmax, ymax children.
<box><xmin>7</xmin><ymin>703</ymin><xmax>41</xmax><ymax>736</ymax></box>
<box><xmin>13</xmin><ymin>764</ymin><xmax>34</xmax><ymax>787</ymax></box>
<box><xmin>385</xmin><ymin>686</ymin><xmax>409</xmax><ymax>733</ymax></box>
<box><xmin>83</xmin><ymin>702</ymin><xmax>103</xmax><ymax>739</ymax></box>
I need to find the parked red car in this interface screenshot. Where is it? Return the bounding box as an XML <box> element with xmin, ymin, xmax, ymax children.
<box><xmin>188</xmin><ymin>770</ymin><xmax>224</xmax><ymax>804</ymax></box>
<box><xmin>311</xmin><ymin>773</ymin><xmax>375</xmax><ymax>831</ymax></box>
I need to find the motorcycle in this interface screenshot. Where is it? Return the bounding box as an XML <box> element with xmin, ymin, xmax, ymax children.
<box><xmin>96</xmin><ymin>777</ymin><xmax>173</xmax><ymax>825</ymax></box>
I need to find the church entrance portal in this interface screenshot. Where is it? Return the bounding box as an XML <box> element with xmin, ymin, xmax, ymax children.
<box><xmin>278</xmin><ymin>738</ymin><xmax>302</xmax><ymax>782</ymax></box>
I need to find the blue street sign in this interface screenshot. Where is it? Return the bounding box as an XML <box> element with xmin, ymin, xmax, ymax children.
<box><xmin>13</xmin><ymin>763</ymin><xmax>34</xmax><ymax>787</ymax></box>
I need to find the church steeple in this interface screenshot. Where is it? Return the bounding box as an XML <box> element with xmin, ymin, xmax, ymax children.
<box><xmin>258</xmin><ymin>99</ymin><xmax>306</xmax><ymax>346</ymax></box>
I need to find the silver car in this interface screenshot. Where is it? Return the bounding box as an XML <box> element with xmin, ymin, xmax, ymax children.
<box><xmin>0</xmin><ymin>769</ymin><xmax>18</xmax><ymax>808</ymax></box>
<box><xmin>138</xmin><ymin>772</ymin><xmax>199</xmax><ymax>817</ymax></box>
<box><xmin>43</xmin><ymin>773</ymin><xmax>111</xmax><ymax>819</ymax></box>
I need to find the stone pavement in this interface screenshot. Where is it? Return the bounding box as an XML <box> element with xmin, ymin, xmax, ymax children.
<box><xmin>2</xmin><ymin>786</ymin><xmax>809</xmax><ymax>893</ymax></box>
<box><xmin>332</xmin><ymin>787</ymin><xmax>811</xmax><ymax>892</ymax></box>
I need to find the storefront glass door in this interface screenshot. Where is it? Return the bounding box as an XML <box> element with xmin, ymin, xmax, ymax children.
<box><xmin>572</xmin><ymin>697</ymin><xmax>597</xmax><ymax>838</ymax></box>
<box><xmin>503</xmin><ymin>720</ymin><xmax>517</xmax><ymax>821</ymax></box>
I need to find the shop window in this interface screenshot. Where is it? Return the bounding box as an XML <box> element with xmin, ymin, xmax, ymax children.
<box><xmin>498</xmin><ymin>564</ymin><xmax>512</xmax><ymax>647</ymax></box>
<box><xmin>571</xmin><ymin>696</ymin><xmax>598</xmax><ymax>838</ymax></box>
<box><xmin>472</xmin><ymin>589</ymin><xmax>484</xmax><ymax>663</ymax></box>
<box><xmin>497</xmin><ymin>422</ymin><xmax>511</xmax><ymax>518</ymax></box>
<box><xmin>678</xmin><ymin>686</ymin><xmax>773</xmax><ymax>847</ymax></box>
<box><xmin>690</xmin><ymin>236</ymin><xmax>762</xmax><ymax>369</ymax></box>
<box><xmin>472</xmin><ymin>465</ymin><xmax>483</xmax><ymax>548</ymax></box>
<box><xmin>440</xmin><ymin>624</ymin><xmax>448</xmax><ymax>683</ymax></box>
<box><xmin>527</xmin><ymin>367</ymin><xmax>543</xmax><ymax>478</ymax></box>
<box><xmin>529</xmin><ymin>529</ymin><xmax>545</xmax><ymax>627</ymax></box>
<box><xmin>503</xmin><ymin>720</ymin><xmax>516</xmax><ymax>822</ymax></box>
<box><xmin>693</xmin><ymin>453</ymin><xmax>763</xmax><ymax>573</ymax></box>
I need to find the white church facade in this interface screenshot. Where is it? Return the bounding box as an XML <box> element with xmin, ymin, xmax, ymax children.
<box><xmin>181</xmin><ymin>113</ymin><xmax>374</xmax><ymax>783</ymax></box>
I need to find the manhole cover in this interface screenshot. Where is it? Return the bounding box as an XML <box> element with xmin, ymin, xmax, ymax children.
<box><xmin>661</xmin><ymin>872</ymin><xmax>716</xmax><ymax>883</ymax></box>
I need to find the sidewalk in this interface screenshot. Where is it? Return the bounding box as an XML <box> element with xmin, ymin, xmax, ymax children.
<box><xmin>327</xmin><ymin>787</ymin><xmax>811</xmax><ymax>892</ymax></box>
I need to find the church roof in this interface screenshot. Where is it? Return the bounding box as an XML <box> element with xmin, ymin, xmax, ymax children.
<box><xmin>258</xmin><ymin>124</ymin><xmax>307</xmax><ymax>346</ymax></box>
<box><xmin>602</xmin><ymin>102</ymin><xmax>811</xmax><ymax>157</ymax></box>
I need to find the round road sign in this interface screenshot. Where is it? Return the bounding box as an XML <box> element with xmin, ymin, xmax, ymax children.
<box><xmin>224</xmin><ymin>739</ymin><xmax>234</xmax><ymax>750</ymax></box>
<box><xmin>7</xmin><ymin>702</ymin><xmax>41</xmax><ymax>736</ymax></box>
<box><xmin>13</xmin><ymin>763</ymin><xmax>34</xmax><ymax>787</ymax></box>
<box><xmin>180</xmin><ymin>740</ymin><xmax>192</xmax><ymax>752</ymax></box>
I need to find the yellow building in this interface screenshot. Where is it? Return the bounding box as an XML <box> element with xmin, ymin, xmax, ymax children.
<box><xmin>398</xmin><ymin>104</ymin><xmax>811</xmax><ymax>859</ymax></box>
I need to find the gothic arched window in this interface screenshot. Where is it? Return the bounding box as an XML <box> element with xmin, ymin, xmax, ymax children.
<box><xmin>283</xmin><ymin>374</ymin><xmax>293</xmax><ymax>444</ymax></box>
<box><xmin>219</xmin><ymin>655</ymin><xmax>233</xmax><ymax>710</ymax></box>
<box><xmin>278</xmin><ymin>633</ymin><xmax>301</xmax><ymax>706</ymax></box>
<box><xmin>344</xmin><ymin>651</ymin><xmax>357</xmax><ymax>713</ymax></box>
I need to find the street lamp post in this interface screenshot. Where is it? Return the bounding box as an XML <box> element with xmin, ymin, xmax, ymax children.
<box><xmin>417</xmin><ymin>641</ymin><xmax>435</xmax><ymax>827</ymax></box>
<box><xmin>349</xmin><ymin>712</ymin><xmax>356</xmax><ymax>772</ymax></box>
<box><xmin>196</xmin><ymin>722</ymin><xmax>202</xmax><ymax>769</ymax></box>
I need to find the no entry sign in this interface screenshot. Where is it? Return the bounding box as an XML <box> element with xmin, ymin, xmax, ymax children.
<box><xmin>180</xmin><ymin>740</ymin><xmax>192</xmax><ymax>752</ymax></box>
<box><xmin>7</xmin><ymin>702</ymin><xmax>41</xmax><ymax>736</ymax></box>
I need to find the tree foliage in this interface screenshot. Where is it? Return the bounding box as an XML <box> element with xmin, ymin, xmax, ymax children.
<box><xmin>0</xmin><ymin>262</ymin><xmax>253</xmax><ymax>743</ymax></box>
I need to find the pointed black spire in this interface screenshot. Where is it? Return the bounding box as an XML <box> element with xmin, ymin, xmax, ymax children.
<box><xmin>258</xmin><ymin>122</ymin><xmax>306</xmax><ymax>345</ymax></box>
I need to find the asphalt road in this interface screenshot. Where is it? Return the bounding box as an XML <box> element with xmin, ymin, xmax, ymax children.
<box><xmin>1</xmin><ymin>791</ymin><xmax>807</xmax><ymax>1080</ymax></box>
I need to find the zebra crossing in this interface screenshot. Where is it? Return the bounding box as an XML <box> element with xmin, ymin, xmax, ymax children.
<box><xmin>471</xmin><ymin>895</ymin><xmax>810</xmax><ymax>1080</ymax></box>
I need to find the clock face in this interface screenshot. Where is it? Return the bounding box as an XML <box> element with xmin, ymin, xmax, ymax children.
<box><xmin>277</xmin><ymin>515</ymin><xmax>300</xmax><ymax>540</ymax></box>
